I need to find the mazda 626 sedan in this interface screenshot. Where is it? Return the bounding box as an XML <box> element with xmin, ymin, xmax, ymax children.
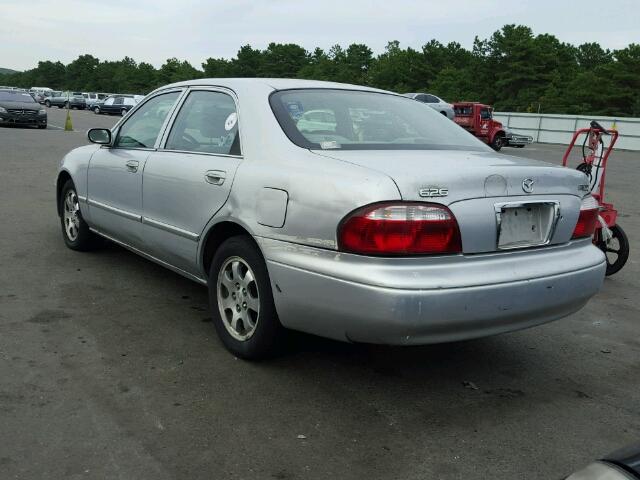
<box><xmin>55</xmin><ymin>78</ymin><xmax>606</xmax><ymax>359</ymax></box>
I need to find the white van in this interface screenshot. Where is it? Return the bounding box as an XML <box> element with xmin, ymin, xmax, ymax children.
<box><xmin>29</xmin><ymin>87</ymin><xmax>53</xmax><ymax>94</ymax></box>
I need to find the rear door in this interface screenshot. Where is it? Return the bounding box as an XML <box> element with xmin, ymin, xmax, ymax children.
<box><xmin>141</xmin><ymin>88</ymin><xmax>242</xmax><ymax>275</ymax></box>
<box><xmin>87</xmin><ymin>90</ymin><xmax>182</xmax><ymax>248</ymax></box>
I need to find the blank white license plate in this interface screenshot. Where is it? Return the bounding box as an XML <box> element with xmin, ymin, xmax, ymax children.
<box><xmin>497</xmin><ymin>203</ymin><xmax>557</xmax><ymax>249</ymax></box>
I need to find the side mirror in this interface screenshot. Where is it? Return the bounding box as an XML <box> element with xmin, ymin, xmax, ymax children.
<box><xmin>88</xmin><ymin>128</ymin><xmax>111</xmax><ymax>145</ymax></box>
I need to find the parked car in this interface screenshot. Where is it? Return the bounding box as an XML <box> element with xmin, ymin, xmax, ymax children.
<box><xmin>83</xmin><ymin>92</ymin><xmax>110</xmax><ymax>109</ymax></box>
<box><xmin>30</xmin><ymin>91</ymin><xmax>49</xmax><ymax>104</ymax></box>
<box><xmin>92</xmin><ymin>94</ymin><xmax>138</xmax><ymax>115</ymax></box>
<box><xmin>55</xmin><ymin>79</ymin><xmax>605</xmax><ymax>359</ymax></box>
<box><xmin>44</xmin><ymin>91</ymin><xmax>86</xmax><ymax>109</ymax></box>
<box><xmin>0</xmin><ymin>89</ymin><xmax>47</xmax><ymax>128</ymax></box>
<box><xmin>403</xmin><ymin>92</ymin><xmax>455</xmax><ymax>119</ymax></box>
<box><xmin>504</xmin><ymin>126</ymin><xmax>533</xmax><ymax>148</ymax></box>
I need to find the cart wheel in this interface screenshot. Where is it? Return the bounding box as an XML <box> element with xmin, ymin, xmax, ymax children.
<box><xmin>597</xmin><ymin>225</ymin><xmax>629</xmax><ymax>276</ymax></box>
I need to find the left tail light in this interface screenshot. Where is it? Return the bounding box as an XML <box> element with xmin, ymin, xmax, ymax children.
<box><xmin>337</xmin><ymin>202</ymin><xmax>462</xmax><ymax>256</ymax></box>
<box><xmin>572</xmin><ymin>195</ymin><xmax>599</xmax><ymax>239</ymax></box>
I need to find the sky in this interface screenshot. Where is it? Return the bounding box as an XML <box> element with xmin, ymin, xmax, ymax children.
<box><xmin>0</xmin><ymin>0</ymin><xmax>638</xmax><ymax>71</ymax></box>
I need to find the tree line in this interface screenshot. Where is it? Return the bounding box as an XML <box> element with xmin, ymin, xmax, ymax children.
<box><xmin>2</xmin><ymin>25</ymin><xmax>639</xmax><ymax>116</ymax></box>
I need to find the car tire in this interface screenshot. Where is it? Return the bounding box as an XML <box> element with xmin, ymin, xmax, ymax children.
<box><xmin>59</xmin><ymin>180</ymin><xmax>103</xmax><ymax>251</ymax></box>
<box><xmin>45</xmin><ymin>100</ymin><xmax>51</xmax><ymax>107</ymax></box>
<box><xmin>208</xmin><ymin>235</ymin><xmax>283</xmax><ymax>360</ymax></box>
<box><xmin>94</xmin><ymin>107</ymin><xmax>100</xmax><ymax>114</ymax></box>
<box><xmin>491</xmin><ymin>134</ymin><xmax>504</xmax><ymax>151</ymax></box>
<box><xmin>57</xmin><ymin>105</ymin><xmax>63</xmax><ymax>109</ymax></box>
<box><xmin>121</xmin><ymin>108</ymin><xmax>127</xmax><ymax>116</ymax></box>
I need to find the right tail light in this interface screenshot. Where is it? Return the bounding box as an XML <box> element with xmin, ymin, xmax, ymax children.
<box><xmin>572</xmin><ymin>195</ymin><xmax>599</xmax><ymax>239</ymax></box>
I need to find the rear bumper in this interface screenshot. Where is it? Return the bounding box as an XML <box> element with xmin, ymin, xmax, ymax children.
<box><xmin>259</xmin><ymin>238</ymin><xmax>606</xmax><ymax>344</ymax></box>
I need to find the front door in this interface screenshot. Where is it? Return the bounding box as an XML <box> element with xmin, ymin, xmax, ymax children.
<box><xmin>141</xmin><ymin>89</ymin><xmax>242</xmax><ymax>275</ymax></box>
<box><xmin>87</xmin><ymin>90</ymin><xmax>182</xmax><ymax>248</ymax></box>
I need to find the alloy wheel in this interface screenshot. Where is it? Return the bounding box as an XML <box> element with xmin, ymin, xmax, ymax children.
<box><xmin>63</xmin><ymin>189</ymin><xmax>81</xmax><ymax>241</ymax></box>
<box><xmin>216</xmin><ymin>256</ymin><xmax>260</xmax><ymax>341</ymax></box>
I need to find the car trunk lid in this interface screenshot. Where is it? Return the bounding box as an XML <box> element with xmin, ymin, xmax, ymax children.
<box><xmin>312</xmin><ymin>149</ymin><xmax>588</xmax><ymax>253</ymax></box>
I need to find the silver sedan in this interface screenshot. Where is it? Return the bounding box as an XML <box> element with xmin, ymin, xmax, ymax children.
<box><xmin>403</xmin><ymin>92</ymin><xmax>456</xmax><ymax>119</ymax></box>
<box><xmin>55</xmin><ymin>79</ymin><xmax>605</xmax><ymax>359</ymax></box>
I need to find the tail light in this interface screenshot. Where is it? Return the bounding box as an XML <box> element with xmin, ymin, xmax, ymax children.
<box><xmin>338</xmin><ymin>202</ymin><xmax>462</xmax><ymax>255</ymax></box>
<box><xmin>572</xmin><ymin>195</ymin><xmax>599</xmax><ymax>239</ymax></box>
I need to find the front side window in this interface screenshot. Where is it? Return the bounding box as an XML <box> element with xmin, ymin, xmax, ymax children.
<box><xmin>114</xmin><ymin>92</ymin><xmax>180</xmax><ymax>149</ymax></box>
<box><xmin>480</xmin><ymin>108</ymin><xmax>492</xmax><ymax>120</ymax></box>
<box><xmin>104</xmin><ymin>97</ymin><xmax>114</xmax><ymax>105</ymax></box>
<box><xmin>271</xmin><ymin>89</ymin><xmax>487</xmax><ymax>151</ymax></box>
<box><xmin>165</xmin><ymin>90</ymin><xmax>240</xmax><ymax>155</ymax></box>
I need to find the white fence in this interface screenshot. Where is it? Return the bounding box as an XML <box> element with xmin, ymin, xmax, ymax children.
<box><xmin>493</xmin><ymin>112</ymin><xmax>640</xmax><ymax>151</ymax></box>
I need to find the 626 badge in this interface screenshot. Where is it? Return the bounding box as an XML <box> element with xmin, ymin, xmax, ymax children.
<box><xmin>419</xmin><ymin>186</ymin><xmax>449</xmax><ymax>198</ymax></box>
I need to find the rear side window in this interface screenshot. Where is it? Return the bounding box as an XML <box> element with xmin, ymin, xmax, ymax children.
<box><xmin>114</xmin><ymin>97</ymin><xmax>124</xmax><ymax>105</ymax></box>
<box><xmin>114</xmin><ymin>92</ymin><xmax>180</xmax><ymax>149</ymax></box>
<box><xmin>165</xmin><ymin>90</ymin><xmax>240</xmax><ymax>155</ymax></box>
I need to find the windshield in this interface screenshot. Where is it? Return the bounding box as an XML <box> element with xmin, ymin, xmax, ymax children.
<box><xmin>0</xmin><ymin>91</ymin><xmax>36</xmax><ymax>102</ymax></box>
<box><xmin>270</xmin><ymin>89</ymin><xmax>486</xmax><ymax>151</ymax></box>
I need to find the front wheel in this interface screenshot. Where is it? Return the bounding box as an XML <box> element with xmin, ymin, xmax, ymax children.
<box><xmin>121</xmin><ymin>108</ymin><xmax>127</xmax><ymax>116</ymax></box>
<box><xmin>59</xmin><ymin>180</ymin><xmax>103</xmax><ymax>251</ymax></box>
<box><xmin>490</xmin><ymin>134</ymin><xmax>504</xmax><ymax>151</ymax></box>
<box><xmin>208</xmin><ymin>235</ymin><xmax>283</xmax><ymax>359</ymax></box>
<box><xmin>597</xmin><ymin>225</ymin><xmax>630</xmax><ymax>276</ymax></box>
<box><xmin>45</xmin><ymin>100</ymin><xmax>51</xmax><ymax>107</ymax></box>
<box><xmin>94</xmin><ymin>107</ymin><xmax>100</xmax><ymax>114</ymax></box>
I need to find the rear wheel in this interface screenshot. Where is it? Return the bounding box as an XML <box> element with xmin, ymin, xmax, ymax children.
<box><xmin>93</xmin><ymin>106</ymin><xmax>100</xmax><ymax>114</ymax></box>
<box><xmin>208</xmin><ymin>235</ymin><xmax>283</xmax><ymax>359</ymax></box>
<box><xmin>597</xmin><ymin>225</ymin><xmax>629</xmax><ymax>276</ymax></box>
<box><xmin>45</xmin><ymin>100</ymin><xmax>51</xmax><ymax>107</ymax></box>
<box><xmin>490</xmin><ymin>134</ymin><xmax>504</xmax><ymax>151</ymax></box>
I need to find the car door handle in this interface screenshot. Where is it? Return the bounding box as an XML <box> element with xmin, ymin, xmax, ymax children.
<box><xmin>204</xmin><ymin>170</ymin><xmax>226</xmax><ymax>185</ymax></box>
<box><xmin>125</xmin><ymin>160</ymin><xmax>139</xmax><ymax>172</ymax></box>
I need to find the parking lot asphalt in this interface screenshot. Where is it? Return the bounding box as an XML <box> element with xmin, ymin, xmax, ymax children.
<box><xmin>1</xmin><ymin>109</ymin><xmax>639</xmax><ymax>480</ymax></box>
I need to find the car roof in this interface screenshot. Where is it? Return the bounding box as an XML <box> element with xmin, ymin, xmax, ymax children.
<box><xmin>153</xmin><ymin>78</ymin><xmax>390</xmax><ymax>95</ymax></box>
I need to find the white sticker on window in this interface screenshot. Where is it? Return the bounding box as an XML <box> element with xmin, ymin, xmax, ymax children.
<box><xmin>320</xmin><ymin>140</ymin><xmax>340</xmax><ymax>150</ymax></box>
<box><xmin>224</xmin><ymin>112</ymin><xmax>238</xmax><ymax>131</ymax></box>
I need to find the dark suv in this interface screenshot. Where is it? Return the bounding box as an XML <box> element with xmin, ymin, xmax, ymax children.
<box><xmin>45</xmin><ymin>91</ymin><xmax>86</xmax><ymax>110</ymax></box>
<box><xmin>92</xmin><ymin>95</ymin><xmax>139</xmax><ymax>115</ymax></box>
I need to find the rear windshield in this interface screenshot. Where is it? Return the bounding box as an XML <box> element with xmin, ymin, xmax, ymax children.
<box><xmin>270</xmin><ymin>89</ymin><xmax>486</xmax><ymax>151</ymax></box>
<box><xmin>0</xmin><ymin>91</ymin><xmax>36</xmax><ymax>102</ymax></box>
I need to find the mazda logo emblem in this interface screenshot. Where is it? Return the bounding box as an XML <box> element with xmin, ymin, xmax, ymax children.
<box><xmin>522</xmin><ymin>178</ymin><xmax>535</xmax><ymax>193</ymax></box>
